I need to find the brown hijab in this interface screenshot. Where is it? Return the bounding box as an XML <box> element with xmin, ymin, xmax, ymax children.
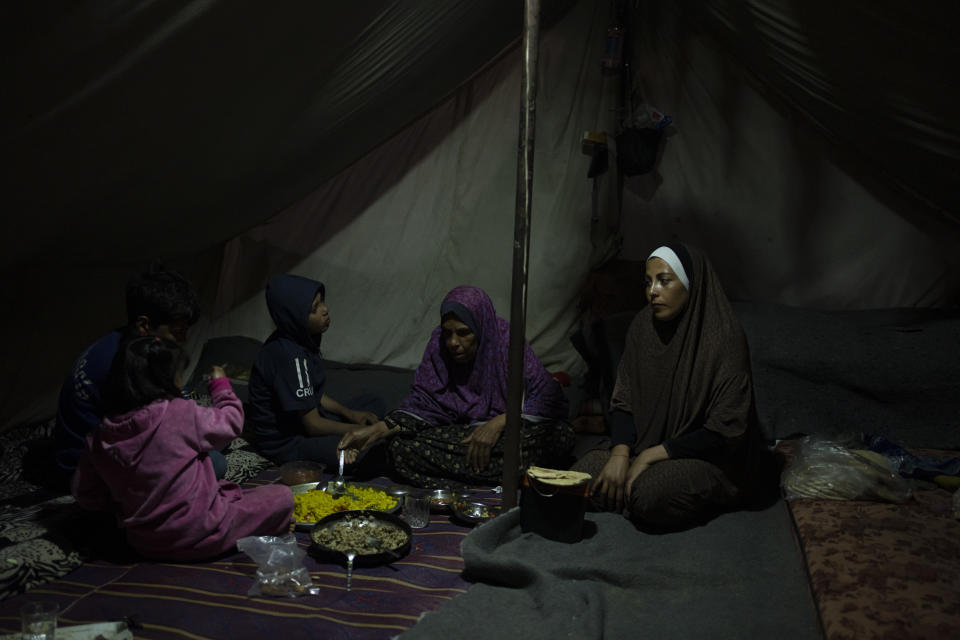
<box><xmin>610</xmin><ymin>243</ymin><xmax>753</xmax><ymax>454</ymax></box>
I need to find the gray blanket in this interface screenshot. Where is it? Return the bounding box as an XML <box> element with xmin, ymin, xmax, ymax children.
<box><xmin>402</xmin><ymin>503</ymin><xmax>821</xmax><ymax>640</ymax></box>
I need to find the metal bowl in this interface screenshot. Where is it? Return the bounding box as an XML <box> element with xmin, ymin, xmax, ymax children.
<box><xmin>309</xmin><ymin>509</ymin><xmax>412</xmax><ymax>567</ymax></box>
<box><xmin>279</xmin><ymin>461</ymin><xmax>326</xmax><ymax>486</ymax></box>
<box><xmin>427</xmin><ymin>489</ymin><xmax>454</xmax><ymax>511</ymax></box>
<box><xmin>385</xmin><ymin>484</ymin><xmax>413</xmax><ymax>498</ymax></box>
<box><xmin>451</xmin><ymin>499</ymin><xmax>500</xmax><ymax>525</ymax></box>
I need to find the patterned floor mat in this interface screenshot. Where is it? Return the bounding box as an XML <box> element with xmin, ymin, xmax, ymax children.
<box><xmin>0</xmin><ymin>465</ymin><xmax>489</xmax><ymax>639</ymax></box>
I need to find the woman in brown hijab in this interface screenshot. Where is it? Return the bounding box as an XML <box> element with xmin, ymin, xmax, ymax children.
<box><xmin>572</xmin><ymin>242</ymin><xmax>761</xmax><ymax>530</ymax></box>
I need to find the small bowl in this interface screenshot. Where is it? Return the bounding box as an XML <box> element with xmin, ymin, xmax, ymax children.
<box><xmin>385</xmin><ymin>485</ymin><xmax>413</xmax><ymax>499</ymax></box>
<box><xmin>279</xmin><ymin>461</ymin><xmax>326</xmax><ymax>486</ymax></box>
<box><xmin>427</xmin><ymin>489</ymin><xmax>454</xmax><ymax>511</ymax></box>
<box><xmin>452</xmin><ymin>499</ymin><xmax>500</xmax><ymax>525</ymax></box>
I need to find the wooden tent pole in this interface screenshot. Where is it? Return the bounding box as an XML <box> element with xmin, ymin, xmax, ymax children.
<box><xmin>502</xmin><ymin>0</ymin><xmax>541</xmax><ymax>510</ymax></box>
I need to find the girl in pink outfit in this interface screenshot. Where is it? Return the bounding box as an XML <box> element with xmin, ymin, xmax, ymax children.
<box><xmin>73</xmin><ymin>336</ymin><xmax>294</xmax><ymax>561</ymax></box>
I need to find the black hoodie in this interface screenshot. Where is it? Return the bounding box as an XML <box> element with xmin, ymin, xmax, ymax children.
<box><xmin>246</xmin><ymin>274</ymin><xmax>327</xmax><ymax>446</ymax></box>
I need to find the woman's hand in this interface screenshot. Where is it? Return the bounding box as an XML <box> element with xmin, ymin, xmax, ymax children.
<box><xmin>591</xmin><ymin>452</ymin><xmax>631</xmax><ymax>511</ymax></box>
<box><xmin>624</xmin><ymin>445</ymin><xmax>668</xmax><ymax>500</ymax></box>
<box><xmin>345</xmin><ymin>409</ymin><xmax>378</xmax><ymax>426</ymax></box>
<box><xmin>461</xmin><ymin>416</ymin><xmax>506</xmax><ymax>471</ymax></box>
<box><xmin>338</xmin><ymin>421</ymin><xmax>390</xmax><ymax>452</ymax></box>
<box><xmin>210</xmin><ymin>365</ymin><xmax>227</xmax><ymax>379</ymax></box>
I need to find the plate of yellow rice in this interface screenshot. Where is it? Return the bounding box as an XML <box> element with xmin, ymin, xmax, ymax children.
<box><xmin>291</xmin><ymin>482</ymin><xmax>399</xmax><ymax>527</ymax></box>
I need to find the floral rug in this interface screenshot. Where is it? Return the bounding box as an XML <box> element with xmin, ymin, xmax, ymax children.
<box><xmin>778</xmin><ymin>439</ymin><xmax>960</xmax><ymax>639</ymax></box>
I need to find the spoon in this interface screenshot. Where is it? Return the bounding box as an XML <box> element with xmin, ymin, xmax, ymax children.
<box><xmin>332</xmin><ymin>449</ymin><xmax>347</xmax><ymax>497</ymax></box>
<box><xmin>344</xmin><ymin>549</ymin><xmax>356</xmax><ymax>591</ymax></box>
<box><xmin>365</xmin><ymin>535</ymin><xmax>402</xmax><ymax>560</ymax></box>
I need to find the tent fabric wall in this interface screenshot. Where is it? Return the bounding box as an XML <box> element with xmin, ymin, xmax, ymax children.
<box><xmin>187</xmin><ymin>0</ymin><xmax>620</xmax><ymax>374</ymax></box>
<box><xmin>3</xmin><ymin>0</ymin><xmax>958</xmax><ymax>431</ymax></box>
<box><xmin>1</xmin><ymin>1</ymin><xmax>619</xmax><ymax>430</ymax></box>
<box><xmin>618</xmin><ymin>0</ymin><xmax>960</xmax><ymax>308</ymax></box>
<box><xmin>5</xmin><ymin>0</ymin><xmax>537</xmax><ymax>429</ymax></box>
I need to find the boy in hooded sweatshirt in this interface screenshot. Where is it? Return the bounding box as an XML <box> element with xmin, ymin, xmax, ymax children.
<box><xmin>246</xmin><ymin>274</ymin><xmax>384</xmax><ymax>469</ymax></box>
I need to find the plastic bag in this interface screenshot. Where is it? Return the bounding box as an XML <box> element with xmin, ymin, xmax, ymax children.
<box><xmin>236</xmin><ymin>533</ymin><xmax>317</xmax><ymax>597</ymax></box>
<box><xmin>781</xmin><ymin>436</ymin><xmax>912</xmax><ymax>503</ymax></box>
<box><xmin>624</xmin><ymin>103</ymin><xmax>670</xmax><ymax>130</ymax></box>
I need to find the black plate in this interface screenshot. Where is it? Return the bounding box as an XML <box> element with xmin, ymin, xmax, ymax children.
<box><xmin>308</xmin><ymin>509</ymin><xmax>412</xmax><ymax>567</ymax></box>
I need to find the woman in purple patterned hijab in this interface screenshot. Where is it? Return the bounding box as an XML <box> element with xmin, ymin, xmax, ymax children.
<box><xmin>339</xmin><ymin>285</ymin><xmax>575</xmax><ymax>489</ymax></box>
<box><xmin>397</xmin><ymin>285</ymin><xmax>568</xmax><ymax>424</ymax></box>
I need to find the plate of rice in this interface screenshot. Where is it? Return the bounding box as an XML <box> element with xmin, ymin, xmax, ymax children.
<box><xmin>291</xmin><ymin>482</ymin><xmax>399</xmax><ymax>528</ymax></box>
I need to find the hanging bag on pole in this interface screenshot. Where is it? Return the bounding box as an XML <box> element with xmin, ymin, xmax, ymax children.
<box><xmin>615</xmin><ymin>126</ymin><xmax>663</xmax><ymax>176</ymax></box>
<box><xmin>616</xmin><ymin>106</ymin><xmax>672</xmax><ymax>176</ymax></box>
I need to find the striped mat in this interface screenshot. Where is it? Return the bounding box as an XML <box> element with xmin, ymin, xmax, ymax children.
<box><xmin>0</xmin><ymin>473</ymin><xmax>495</xmax><ymax>640</ymax></box>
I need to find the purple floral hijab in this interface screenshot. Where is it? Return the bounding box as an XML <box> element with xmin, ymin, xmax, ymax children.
<box><xmin>397</xmin><ymin>286</ymin><xmax>568</xmax><ymax>424</ymax></box>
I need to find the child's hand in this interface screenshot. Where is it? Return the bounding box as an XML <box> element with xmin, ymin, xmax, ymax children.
<box><xmin>339</xmin><ymin>422</ymin><xmax>390</xmax><ymax>452</ymax></box>
<box><xmin>211</xmin><ymin>365</ymin><xmax>227</xmax><ymax>379</ymax></box>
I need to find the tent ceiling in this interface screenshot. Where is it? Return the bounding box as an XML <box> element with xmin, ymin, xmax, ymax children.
<box><xmin>676</xmin><ymin>0</ymin><xmax>960</xmax><ymax>236</ymax></box>
<box><xmin>3</xmin><ymin>0</ymin><xmax>534</xmax><ymax>272</ymax></box>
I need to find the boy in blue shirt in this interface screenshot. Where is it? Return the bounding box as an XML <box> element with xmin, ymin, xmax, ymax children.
<box><xmin>53</xmin><ymin>264</ymin><xmax>206</xmax><ymax>487</ymax></box>
<box><xmin>246</xmin><ymin>274</ymin><xmax>384</xmax><ymax>469</ymax></box>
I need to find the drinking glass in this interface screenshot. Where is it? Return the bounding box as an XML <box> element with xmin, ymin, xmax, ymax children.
<box><xmin>21</xmin><ymin>601</ymin><xmax>58</xmax><ymax>640</ymax></box>
<box><xmin>403</xmin><ymin>493</ymin><xmax>431</xmax><ymax>528</ymax></box>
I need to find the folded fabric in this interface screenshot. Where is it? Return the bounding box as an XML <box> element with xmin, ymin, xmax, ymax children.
<box><xmin>864</xmin><ymin>433</ymin><xmax>960</xmax><ymax>480</ymax></box>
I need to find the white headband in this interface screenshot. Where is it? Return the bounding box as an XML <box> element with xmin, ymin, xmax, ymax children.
<box><xmin>647</xmin><ymin>246</ymin><xmax>689</xmax><ymax>290</ymax></box>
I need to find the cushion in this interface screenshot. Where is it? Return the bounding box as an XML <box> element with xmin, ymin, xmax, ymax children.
<box><xmin>736</xmin><ymin>302</ymin><xmax>960</xmax><ymax>448</ymax></box>
<box><xmin>573</xmin><ymin>303</ymin><xmax>960</xmax><ymax>449</ymax></box>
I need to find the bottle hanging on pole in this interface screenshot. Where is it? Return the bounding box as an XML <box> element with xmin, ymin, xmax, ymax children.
<box><xmin>602</xmin><ymin>25</ymin><xmax>624</xmax><ymax>69</ymax></box>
